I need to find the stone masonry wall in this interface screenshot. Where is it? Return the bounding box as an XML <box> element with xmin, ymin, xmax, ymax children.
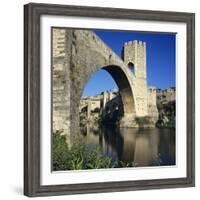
<box><xmin>52</xmin><ymin>29</ymin><xmax>71</xmax><ymax>138</ymax></box>
<box><xmin>147</xmin><ymin>87</ymin><xmax>159</xmax><ymax>121</ymax></box>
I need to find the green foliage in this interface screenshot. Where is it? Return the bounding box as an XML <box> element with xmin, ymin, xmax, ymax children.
<box><xmin>68</xmin><ymin>138</ymin><xmax>86</xmax><ymax>170</ymax></box>
<box><xmin>166</xmin><ymin>118</ymin><xmax>175</xmax><ymax>128</ymax></box>
<box><xmin>156</xmin><ymin>119</ymin><xmax>175</xmax><ymax>129</ymax></box>
<box><xmin>53</xmin><ymin>130</ymin><xmax>85</xmax><ymax>170</ymax></box>
<box><xmin>118</xmin><ymin>160</ymin><xmax>137</xmax><ymax>168</ymax></box>
<box><xmin>86</xmin><ymin>147</ymin><xmax>113</xmax><ymax>169</ymax></box>
<box><xmin>53</xmin><ymin>130</ymin><xmax>70</xmax><ymax>171</ymax></box>
<box><xmin>156</xmin><ymin>101</ymin><xmax>175</xmax><ymax>128</ymax></box>
<box><xmin>70</xmin><ymin>157</ymin><xmax>84</xmax><ymax>170</ymax></box>
<box><xmin>135</xmin><ymin>116</ymin><xmax>153</xmax><ymax>126</ymax></box>
<box><xmin>53</xmin><ymin>131</ymin><xmax>117</xmax><ymax>171</ymax></box>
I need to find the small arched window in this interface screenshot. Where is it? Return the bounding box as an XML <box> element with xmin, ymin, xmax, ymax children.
<box><xmin>128</xmin><ymin>62</ymin><xmax>135</xmax><ymax>74</ymax></box>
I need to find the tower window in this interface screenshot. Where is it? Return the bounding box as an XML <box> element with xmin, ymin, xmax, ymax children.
<box><xmin>128</xmin><ymin>62</ymin><xmax>135</xmax><ymax>74</ymax></box>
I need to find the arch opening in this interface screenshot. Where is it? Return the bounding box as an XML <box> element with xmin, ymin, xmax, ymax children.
<box><xmin>102</xmin><ymin>65</ymin><xmax>135</xmax><ymax>115</ymax></box>
<box><xmin>79</xmin><ymin>65</ymin><xmax>136</xmax><ymax>128</ymax></box>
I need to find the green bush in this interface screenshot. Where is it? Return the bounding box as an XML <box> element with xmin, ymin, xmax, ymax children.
<box><xmin>118</xmin><ymin>160</ymin><xmax>137</xmax><ymax>168</ymax></box>
<box><xmin>52</xmin><ymin>130</ymin><xmax>70</xmax><ymax>171</ymax></box>
<box><xmin>166</xmin><ymin>118</ymin><xmax>175</xmax><ymax>128</ymax></box>
<box><xmin>53</xmin><ymin>131</ymin><xmax>117</xmax><ymax>170</ymax></box>
<box><xmin>68</xmin><ymin>138</ymin><xmax>86</xmax><ymax>170</ymax></box>
<box><xmin>86</xmin><ymin>147</ymin><xmax>113</xmax><ymax>169</ymax></box>
<box><xmin>135</xmin><ymin>116</ymin><xmax>153</xmax><ymax>126</ymax></box>
<box><xmin>156</xmin><ymin>101</ymin><xmax>175</xmax><ymax>129</ymax></box>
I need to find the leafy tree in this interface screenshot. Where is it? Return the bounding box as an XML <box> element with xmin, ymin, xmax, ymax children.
<box><xmin>53</xmin><ymin>130</ymin><xmax>70</xmax><ymax>170</ymax></box>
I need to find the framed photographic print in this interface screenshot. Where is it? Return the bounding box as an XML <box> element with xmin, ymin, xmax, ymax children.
<box><xmin>24</xmin><ymin>3</ymin><xmax>195</xmax><ymax>197</ymax></box>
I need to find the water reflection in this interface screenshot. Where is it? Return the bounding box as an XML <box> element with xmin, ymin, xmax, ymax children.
<box><xmin>80</xmin><ymin>124</ymin><xmax>175</xmax><ymax>167</ymax></box>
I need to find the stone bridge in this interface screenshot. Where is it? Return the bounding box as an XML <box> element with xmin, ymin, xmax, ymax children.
<box><xmin>52</xmin><ymin>28</ymin><xmax>157</xmax><ymax>138</ymax></box>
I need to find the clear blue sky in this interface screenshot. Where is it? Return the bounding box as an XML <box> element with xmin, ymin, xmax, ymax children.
<box><xmin>83</xmin><ymin>30</ymin><xmax>176</xmax><ymax>96</ymax></box>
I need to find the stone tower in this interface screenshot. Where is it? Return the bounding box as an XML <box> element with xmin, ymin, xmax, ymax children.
<box><xmin>123</xmin><ymin>40</ymin><xmax>148</xmax><ymax>116</ymax></box>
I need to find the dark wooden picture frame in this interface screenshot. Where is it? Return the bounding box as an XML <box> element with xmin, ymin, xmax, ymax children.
<box><xmin>24</xmin><ymin>3</ymin><xmax>195</xmax><ymax>197</ymax></box>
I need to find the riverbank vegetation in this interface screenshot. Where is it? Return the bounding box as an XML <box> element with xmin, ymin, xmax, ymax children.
<box><xmin>53</xmin><ymin>130</ymin><xmax>136</xmax><ymax>171</ymax></box>
<box><xmin>156</xmin><ymin>101</ymin><xmax>175</xmax><ymax>128</ymax></box>
<box><xmin>135</xmin><ymin>116</ymin><xmax>154</xmax><ymax>128</ymax></box>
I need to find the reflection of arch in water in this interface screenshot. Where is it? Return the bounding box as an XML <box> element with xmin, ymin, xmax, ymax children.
<box><xmin>101</xmin><ymin>125</ymin><xmax>124</xmax><ymax>160</ymax></box>
<box><xmin>134</xmin><ymin>129</ymin><xmax>159</xmax><ymax>166</ymax></box>
<box><xmin>119</xmin><ymin>128</ymin><xmax>137</xmax><ymax>163</ymax></box>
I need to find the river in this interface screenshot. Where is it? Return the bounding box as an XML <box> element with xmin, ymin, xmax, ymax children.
<box><xmin>80</xmin><ymin>125</ymin><xmax>175</xmax><ymax>167</ymax></box>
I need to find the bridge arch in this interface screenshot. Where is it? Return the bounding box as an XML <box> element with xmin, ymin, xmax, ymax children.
<box><xmin>79</xmin><ymin>64</ymin><xmax>136</xmax><ymax>117</ymax></box>
<box><xmin>53</xmin><ymin>29</ymin><xmax>138</xmax><ymax>137</ymax></box>
<box><xmin>102</xmin><ymin>65</ymin><xmax>136</xmax><ymax>115</ymax></box>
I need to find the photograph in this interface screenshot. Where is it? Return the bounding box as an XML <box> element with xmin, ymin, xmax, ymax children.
<box><xmin>52</xmin><ymin>28</ymin><xmax>176</xmax><ymax>171</ymax></box>
<box><xmin>23</xmin><ymin>3</ymin><xmax>195</xmax><ymax>196</ymax></box>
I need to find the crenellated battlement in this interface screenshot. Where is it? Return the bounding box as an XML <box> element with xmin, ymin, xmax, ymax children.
<box><xmin>123</xmin><ymin>39</ymin><xmax>146</xmax><ymax>79</ymax></box>
<box><xmin>124</xmin><ymin>40</ymin><xmax>146</xmax><ymax>46</ymax></box>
